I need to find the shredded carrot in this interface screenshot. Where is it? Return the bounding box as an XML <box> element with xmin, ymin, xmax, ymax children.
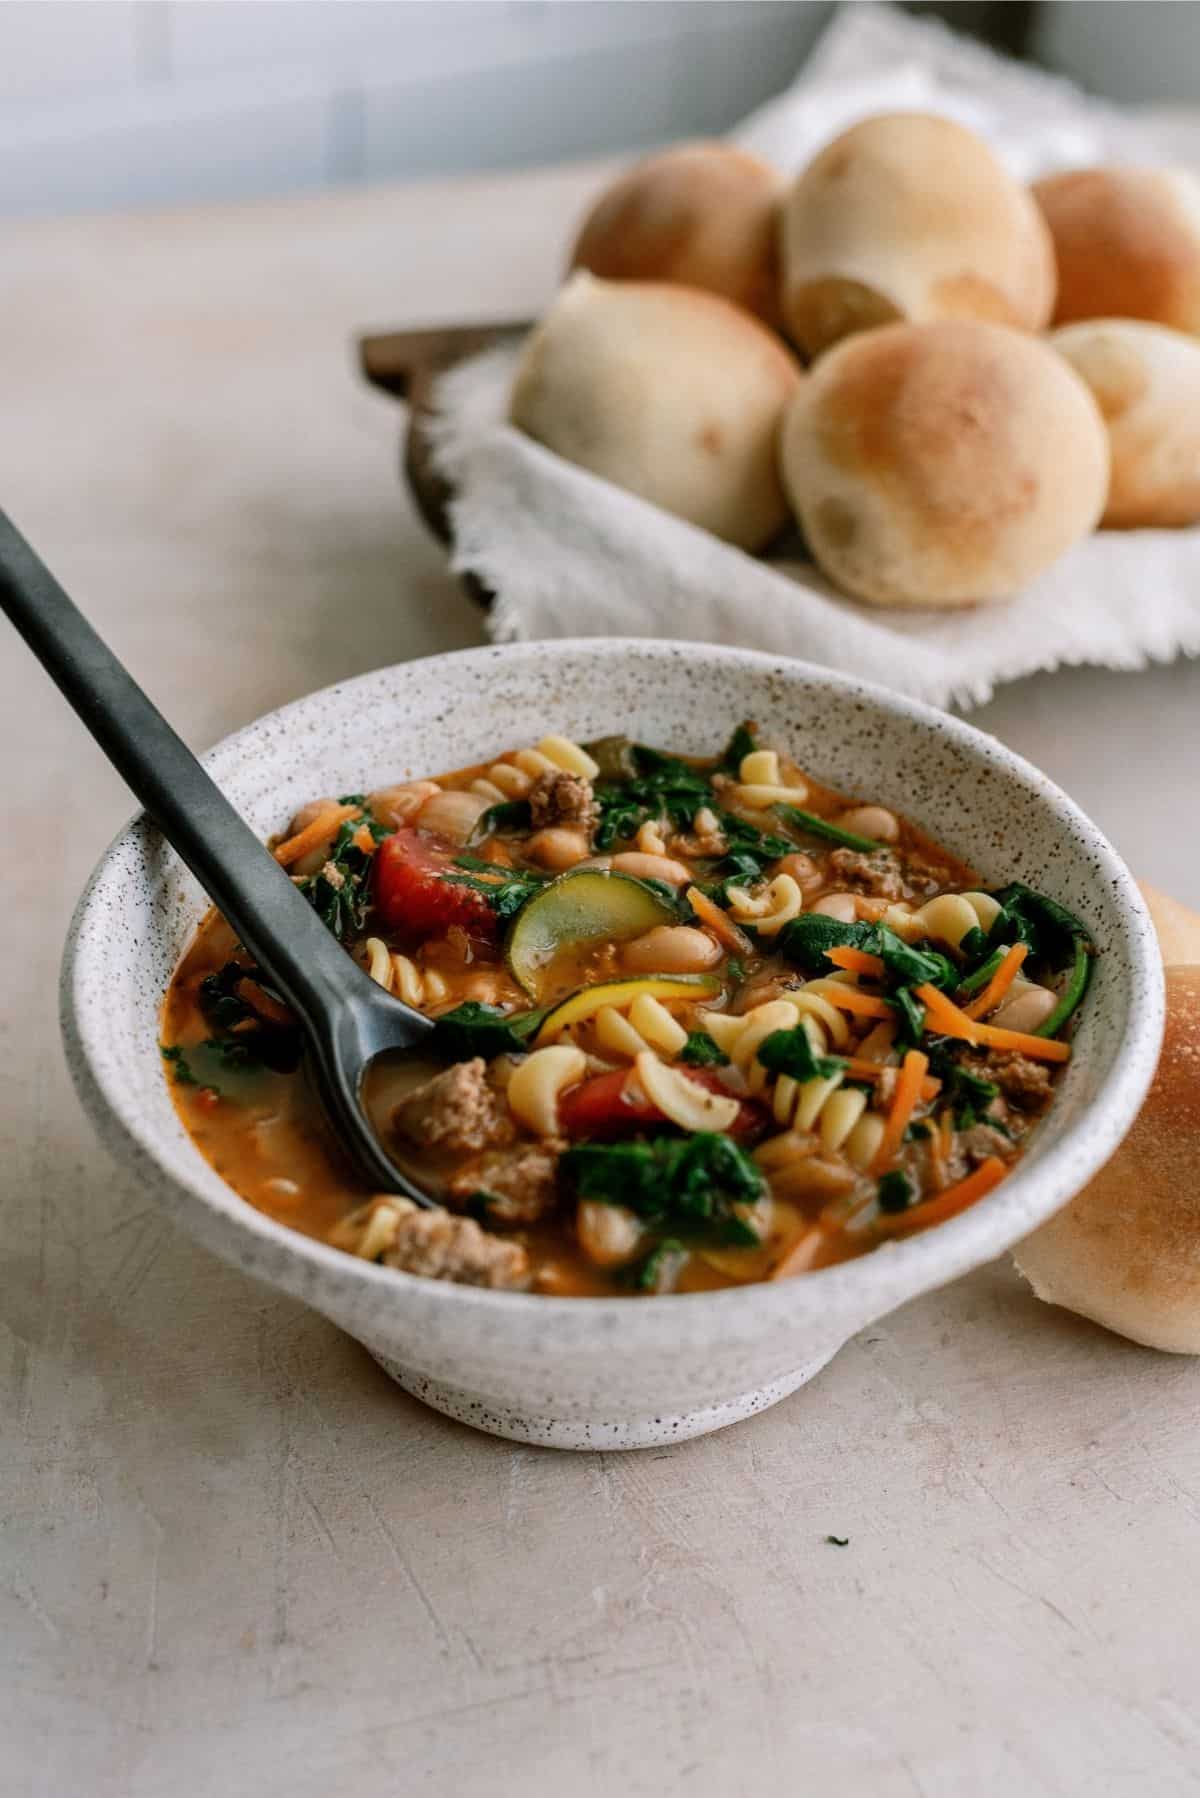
<box><xmin>351</xmin><ymin>823</ymin><xmax>377</xmax><ymax>855</ymax></box>
<box><xmin>273</xmin><ymin>803</ymin><xmax>360</xmax><ymax>869</ymax></box>
<box><xmin>769</xmin><ymin>1224</ymin><xmax>828</xmax><ymax>1280</ymax></box>
<box><xmin>844</xmin><ymin>1058</ymin><xmax>941</xmax><ymax>1103</ymax></box>
<box><xmin>820</xmin><ymin>985</ymin><xmax>896</xmax><ymax>1021</ymax></box>
<box><xmin>874</xmin><ymin>1156</ymin><xmax>1008</xmax><ymax>1238</ymax></box>
<box><xmin>870</xmin><ymin>1048</ymin><xmax>929</xmax><ymax>1174</ymax></box>
<box><xmin>686</xmin><ymin>886</ymin><xmax>753</xmax><ymax>955</ymax></box>
<box><xmin>963</xmin><ymin>942</ymin><xmax>1028</xmax><ymax>1020</ymax></box>
<box><xmin>827</xmin><ymin>945</ymin><xmax>885</xmax><ymax>978</ymax></box>
<box><xmin>913</xmin><ymin>982</ymin><xmax>1071</xmax><ymax>1062</ymax></box>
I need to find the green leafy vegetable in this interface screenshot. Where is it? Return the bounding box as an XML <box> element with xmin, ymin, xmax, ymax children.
<box><xmin>300</xmin><ymin>809</ymin><xmax>388</xmax><ymax>942</ymax></box>
<box><xmin>774</xmin><ymin>804</ymin><xmax>879</xmax><ymax>853</ymax></box>
<box><xmin>923</xmin><ymin>1040</ymin><xmax>1000</xmax><ymax>1126</ymax></box>
<box><xmin>632</xmin><ymin>1238</ymin><xmax>688</xmax><ymax>1293</ymax></box>
<box><xmin>468</xmin><ymin>799</ymin><xmax>532</xmax><ymax>843</ymax></box>
<box><xmin>429</xmin><ymin>1001</ymin><xmax>549</xmax><ymax>1059</ymax></box>
<box><xmin>444</xmin><ymin>865</ymin><xmax>546</xmax><ymax>924</ymax></box>
<box><xmin>725</xmin><ymin>957</ymin><xmax>746</xmax><ymax>985</ymax></box>
<box><xmin>891</xmin><ymin>985</ymin><xmax>927</xmax><ymax>1048</ymax></box>
<box><xmin>160</xmin><ymin>1044</ymin><xmax>198</xmax><ymax>1086</ymax></box>
<box><xmin>678</xmin><ymin>1031</ymin><xmax>730</xmax><ymax>1067</ymax></box>
<box><xmin>200</xmin><ymin>1036</ymin><xmax>263</xmax><ymax>1075</ymax></box>
<box><xmin>776</xmin><ymin>917</ymin><xmax>955</xmax><ymax>991</ymax></box>
<box><xmin>957</xmin><ymin>946</ymin><xmax>1005</xmax><ymax>998</ymax></box>
<box><xmin>197</xmin><ymin>962</ymin><xmax>303</xmax><ymax>1073</ymax></box>
<box><xmin>563</xmin><ymin>1132</ymin><xmax>766</xmax><ymax>1244</ymax></box>
<box><xmin>716</xmin><ymin>721</ymin><xmax>758</xmax><ymax>774</ymax></box>
<box><xmin>592</xmin><ymin>744</ymin><xmax>714</xmax><ymax>849</ymax></box>
<box><xmin>985</xmin><ymin>883</ymin><xmax>1095</xmax><ymax>1036</ymax></box>
<box><xmin>877</xmin><ymin>1170</ymin><xmax>915</xmax><ymax>1213</ymax></box>
<box><xmin>756</xmin><ymin>1027</ymin><xmax>844</xmax><ymax>1084</ymax></box>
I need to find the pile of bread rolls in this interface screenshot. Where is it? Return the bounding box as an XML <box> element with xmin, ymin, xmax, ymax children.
<box><xmin>509</xmin><ymin>116</ymin><xmax>1200</xmax><ymax>609</ymax></box>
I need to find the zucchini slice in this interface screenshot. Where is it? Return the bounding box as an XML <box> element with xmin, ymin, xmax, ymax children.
<box><xmin>504</xmin><ymin>870</ymin><xmax>677</xmax><ymax>998</ymax></box>
<box><xmin>535</xmin><ymin>973</ymin><xmax>722</xmax><ymax>1044</ymax></box>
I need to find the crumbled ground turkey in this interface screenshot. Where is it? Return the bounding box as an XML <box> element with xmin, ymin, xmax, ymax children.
<box><xmin>964</xmin><ymin>1050</ymin><xmax>1054</xmax><ymax>1112</ymax></box>
<box><xmin>393</xmin><ymin>1058</ymin><xmax>515</xmax><ymax>1154</ymax></box>
<box><xmin>958</xmin><ymin>1123</ymin><xmax>1018</xmax><ymax>1165</ymax></box>
<box><xmin>382</xmin><ymin>1207</ymin><xmax>530</xmax><ymax>1289</ymax></box>
<box><xmin>447</xmin><ymin>1139</ymin><xmax>565</xmax><ymax>1226</ymax></box>
<box><xmin>528</xmin><ymin>770</ymin><xmax>598</xmax><ymax>833</ymax></box>
<box><xmin>828</xmin><ymin>848</ymin><xmax>908</xmax><ymax>901</ymax></box>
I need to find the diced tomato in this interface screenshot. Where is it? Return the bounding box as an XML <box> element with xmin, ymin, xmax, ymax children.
<box><xmin>559</xmin><ymin>1066</ymin><xmax>765</xmax><ymax>1140</ymax></box>
<box><xmin>373</xmin><ymin>828</ymin><xmax>497</xmax><ymax>942</ymax></box>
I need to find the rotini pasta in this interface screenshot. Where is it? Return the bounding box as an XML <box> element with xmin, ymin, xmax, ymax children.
<box><xmin>507</xmin><ymin>1045</ymin><xmax>587</xmax><ymax>1136</ymax></box>
<box><xmin>594</xmin><ymin>993</ymin><xmax>688</xmax><ymax>1060</ymax></box>
<box><xmin>363</xmin><ymin>937</ymin><xmax>448</xmax><ymax>1010</ymax></box>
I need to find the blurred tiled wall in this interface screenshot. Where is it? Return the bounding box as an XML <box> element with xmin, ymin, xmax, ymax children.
<box><xmin>0</xmin><ymin>0</ymin><xmax>833</xmax><ymax>215</ymax></box>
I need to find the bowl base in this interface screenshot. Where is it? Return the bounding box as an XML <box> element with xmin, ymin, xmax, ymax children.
<box><xmin>367</xmin><ymin>1348</ymin><xmax>839</xmax><ymax>1450</ymax></box>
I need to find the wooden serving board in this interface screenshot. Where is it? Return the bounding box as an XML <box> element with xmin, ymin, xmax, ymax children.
<box><xmin>359</xmin><ymin>321</ymin><xmax>529</xmax><ymax>605</ymax></box>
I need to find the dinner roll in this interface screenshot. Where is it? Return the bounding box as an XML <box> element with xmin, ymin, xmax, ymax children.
<box><xmin>779</xmin><ymin>319</ymin><xmax>1109</xmax><ymax>608</ymax></box>
<box><xmin>568</xmin><ymin>141</ymin><xmax>785</xmax><ymax>325</ymax></box>
<box><xmin>1014</xmin><ymin>964</ymin><xmax>1200</xmax><ymax>1354</ymax></box>
<box><xmin>1034</xmin><ymin>166</ymin><xmax>1200</xmax><ymax>334</ymax></box>
<box><xmin>780</xmin><ymin>112</ymin><xmax>1056</xmax><ymax>358</ymax></box>
<box><xmin>1140</xmin><ymin>881</ymin><xmax>1200</xmax><ymax>968</ymax></box>
<box><xmin>1051</xmin><ymin>320</ymin><xmax>1200</xmax><ymax>527</ymax></box>
<box><xmin>510</xmin><ymin>273</ymin><xmax>802</xmax><ymax>551</ymax></box>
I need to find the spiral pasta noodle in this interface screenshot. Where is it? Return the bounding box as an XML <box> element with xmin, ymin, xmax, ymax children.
<box><xmin>594</xmin><ymin>994</ymin><xmax>689</xmax><ymax>1061</ymax></box>
<box><xmin>726</xmin><ymin>873</ymin><xmax>804</xmax><ymax>937</ymax></box>
<box><xmin>363</xmin><ymin>937</ymin><xmax>449</xmax><ymax>1010</ymax></box>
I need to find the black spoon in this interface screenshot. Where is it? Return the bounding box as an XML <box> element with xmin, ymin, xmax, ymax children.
<box><xmin>0</xmin><ymin>508</ymin><xmax>438</xmax><ymax>1205</ymax></box>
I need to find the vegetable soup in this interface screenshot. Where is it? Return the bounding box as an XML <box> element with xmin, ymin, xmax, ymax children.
<box><xmin>161</xmin><ymin>724</ymin><xmax>1093</xmax><ymax>1296</ymax></box>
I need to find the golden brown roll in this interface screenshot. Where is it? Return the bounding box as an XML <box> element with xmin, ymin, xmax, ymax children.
<box><xmin>779</xmin><ymin>112</ymin><xmax>1056</xmax><ymax>358</ymax></box>
<box><xmin>778</xmin><ymin>318</ymin><xmax>1109</xmax><ymax>608</ymax></box>
<box><xmin>1014</xmin><ymin>963</ymin><xmax>1200</xmax><ymax>1354</ymax></box>
<box><xmin>510</xmin><ymin>273</ymin><xmax>803</xmax><ymax>551</ymax></box>
<box><xmin>568</xmin><ymin>141</ymin><xmax>785</xmax><ymax>325</ymax></box>
<box><xmin>1034</xmin><ymin>166</ymin><xmax>1200</xmax><ymax>334</ymax></box>
<box><xmin>1051</xmin><ymin>319</ymin><xmax>1200</xmax><ymax>527</ymax></box>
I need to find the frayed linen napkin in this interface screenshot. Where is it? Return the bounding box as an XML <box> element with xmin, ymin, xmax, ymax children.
<box><xmin>427</xmin><ymin>3</ymin><xmax>1200</xmax><ymax>710</ymax></box>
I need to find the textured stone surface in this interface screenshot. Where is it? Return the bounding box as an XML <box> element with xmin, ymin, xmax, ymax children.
<box><xmin>3</xmin><ymin>161</ymin><xmax>1200</xmax><ymax>1798</ymax></box>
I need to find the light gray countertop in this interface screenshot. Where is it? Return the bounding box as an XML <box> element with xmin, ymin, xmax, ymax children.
<box><xmin>3</xmin><ymin>160</ymin><xmax>1199</xmax><ymax>1798</ymax></box>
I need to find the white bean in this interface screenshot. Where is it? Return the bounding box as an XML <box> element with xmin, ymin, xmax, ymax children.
<box><xmin>527</xmin><ymin>827</ymin><xmax>591</xmax><ymax>870</ymax></box>
<box><xmin>837</xmin><ymin>804</ymin><xmax>899</xmax><ymax>843</ymax></box>
<box><xmin>621</xmin><ymin>925</ymin><xmax>722</xmax><ymax>974</ymax></box>
<box><xmin>415</xmin><ymin>787</ymin><xmax>491</xmax><ymax>845</ymax></box>
<box><xmin>777</xmin><ymin>851</ymin><xmax>823</xmax><ymax>893</ymax></box>
<box><xmin>811</xmin><ymin>892</ymin><xmax>858</xmax><ymax>923</ymax></box>
<box><xmin>368</xmin><ymin>781</ymin><xmax>442</xmax><ymax>827</ymax></box>
<box><xmin>577</xmin><ymin>1200</ymin><xmax>643</xmax><ymax>1268</ymax></box>
<box><xmin>990</xmin><ymin>983</ymin><xmax>1058</xmax><ymax>1034</ymax></box>
<box><xmin>608</xmin><ymin>852</ymin><xmax>692</xmax><ymax>886</ymax></box>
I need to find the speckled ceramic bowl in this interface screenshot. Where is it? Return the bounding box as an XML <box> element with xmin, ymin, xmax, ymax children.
<box><xmin>61</xmin><ymin>640</ymin><xmax>1162</xmax><ymax>1449</ymax></box>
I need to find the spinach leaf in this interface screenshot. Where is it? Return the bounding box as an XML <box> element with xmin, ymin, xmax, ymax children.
<box><xmin>985</xmin><ymin>883</ymin><xmax>1095</xmax><ymax>1035</ymax></box>
<box><xmin>923</xmin><ymin>1040</ymin><xmax>1000</xmax><ymax>1126</ymax></box>
<box><xmin>592</xmin><ymin>742</ymin><xmax>716</xmax><ymax>848</ymax></box>
<box><xmin>430</xmin><ymin>1001</ymin><xmax>549</xmax><ymax>1060</ymax></box>
<box><xmin>678</xmin><ymin>1031</ymin><xmax>730</xmax><ymax>1067</ymax></box>
<box><xmin>776</xmin><ymin>917</ymin><xmax>954</xmax><ymax>990</ymax></box>
<box><xmin>160</xmin><ymin>1044</ymin><xmax>197</xmax><ymax>1086</ymax></box>
<box><xmin>299</xmin><ymin>810</ymin><xmax>389</xmax><ymax>942</ymax></box>
<box><xmin>756</xmin><ymin>1027</ymin><xmax>844</xmax><ymax>1083</ymax></box>
<box><xmin>467</xmin><ymin>799</ymin><xmax>532</xmax><ymax>844</ymax></box>
<box><xmin>196</xmin><ymin>962</ymin><xmax>304</xmax><ymax>1072</ymax></box>
<box><xmin>444</xmin><ymin>865</ymin><xmax>546</xmax><ymax>924</ymax></box>
<box><xmin>716</xmin><ymin>721</ymin><xmax>758</xmax><ymax>775</ymax></box>
<box><xmin>877</xmin><ymin>1170</ymin><xmax>915</xmax><ymax>1213</ymax></box>
<box><xmin>891</xmin><ymin>985</ymin><xmax>927</xmax><ymax>1048</ymax></box>
<box><xmin>774</xmin><ymin>804</ymin><xmax>879</xmax><ymax>853</ymax></box>
<box><xmin>564</xmin><ymin>1132</ymin><xmax>766</xmax><ymax>1244</ymax></box>
<box><xmin>631</xmin><ymin>1237</ymin><xmax>688</xmax><ymax>1293</ymax></box>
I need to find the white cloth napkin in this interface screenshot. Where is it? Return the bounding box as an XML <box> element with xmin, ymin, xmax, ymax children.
<box><xmin>428</xmin><ymin>3</ymin><xmax>1200</xmax><ymax>710</ymax></box>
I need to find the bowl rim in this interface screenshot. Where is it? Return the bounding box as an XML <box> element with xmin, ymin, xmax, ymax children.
<box><xmin>61</xmin><ymin>637</ymin><xmax>1164</xmax><ymax>1342</ymax></box>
